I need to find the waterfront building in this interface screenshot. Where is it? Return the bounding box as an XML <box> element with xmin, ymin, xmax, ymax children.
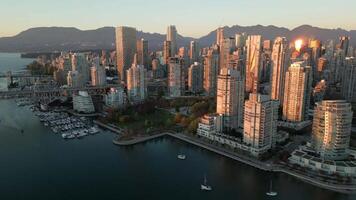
<box><xmin>116</xmin><ymin>26</ymin><xmax>137</xmax><ymax>82</ymax></box>
<box><xmin>0</xmin><ymin>77</ymin><xmax>8</xmax><ymax>92</ymax></box>
<box><xmin>270</xmin><ymin>37</ymin><xmax>289</xmax><ymax>104</ymax></box>
<box><xmin>216</xmin><ymin>68</ymin><xmax>244</xmax><ymax>130</ymax></box>
<box><xmin>126</xmin><ymin>59</ymin><xmax>147</xmax><ymax>104</ymax></box>
<box><xmin>167</xmin><ymin>25</ymin><xmax>177</xmax><ymax>56</ymax></box>
<box><xmin>168</xmin><ymin>57</ymin><xmax>185</xmax><ymax>97</ymax></box>
<box><xmin>312</xmin><ymin>100</ymin><xmax>353</xmax><ymax>160</ymax></box>
<box><xmin>73</xmin><ymin>91</ymin><xmax>95</xmax><ymax>113</ymax></box>
<box><xmin>245</xmin><ymin>35</ymin><xmax>262</xmax><ymax>93</ymax></box>
<box><xmin>282</xmin><ymin>62</ymin><xmax>312</xmax><ymax>122</ymax></box>
<box><xmin>197</xmin><ymin>114</ymin><xmax>222</xmax><ymax>137</ymax></box>
<box><xmin>203</xmin><ymin>48</ymin><xmax>219</xmax><ymax>97</ymax></box>
<box><xmin>188</xmin><ymin>62</ymin><xmax>203</xmax><ymax>94</ymax></box>
<box><xmin>136</xmin><ymin>38</ymin><xmax>149</xmax><ymax>68</ymax></box>
<box><xmin>105</xmin><ymin>87</ymin><xmax>127</xmax><ymax>109</ymax></box>
<box><xmin>243</xmin><ymin>93</ymin><xmax>279</xmax><ymax>156</ymax></box>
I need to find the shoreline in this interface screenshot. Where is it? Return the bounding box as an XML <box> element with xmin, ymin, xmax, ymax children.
<box><xmin>112</xmin><ymin>131</ymin><xmax>356</xmax><ymax>194</ymax></box>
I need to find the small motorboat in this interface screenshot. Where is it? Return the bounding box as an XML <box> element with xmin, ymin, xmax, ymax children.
<box><xmin>177</xmin><ymin>154</ymin><xmax>186</xmax><ymax>160</ymax></box>
<box><xmin>201</xmin><ymin>175</ymin><xmax>212</xmax><ymax>191</ymax></box>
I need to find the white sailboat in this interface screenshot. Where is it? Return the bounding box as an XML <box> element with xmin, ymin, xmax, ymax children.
<box><xmin>201</xmin><ymin>175</ymin><xmax>212</xmax><ymax>191</ymax></box>
<box><xmin>266</xmin><ymin>180</ymin><xmax>277</xmax><ymax>196</ymax></box>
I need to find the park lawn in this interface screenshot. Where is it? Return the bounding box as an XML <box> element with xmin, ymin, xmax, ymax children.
<box><xmin>117</xmin><ymin>109</ymin><xmax>174</xmax><ymax>131</ymax></box>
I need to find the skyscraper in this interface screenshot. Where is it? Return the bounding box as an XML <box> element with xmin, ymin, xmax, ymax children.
<box><xmin>219</xmin><ymin>37</ymin><xmax>235</xmax><ymax>71</ymax></box>
<box><xmin>163</xmin><ymin>40</ymin><xmax>172</xmax><ymax>65</ymax></box>
<box><xmin>245</xmin><ymin>35</ymin><xmax>262</xmax><ymax>93</ymax></box>
<box><xmin>188</xmin><ymin>62</ymin><xmax>203</xmax><ymax>94</ymax></box>
<box><xmin>136</xmin><ymin>38</ymin><xmax>149</xmax><ymax>68</ymax></box>
<box><xmin>312</xmin><ymin>100</ymin><xmax>353</xmax><ymax>160</ymax></box>
<box><xmin>282</xmin><ymin>62</ymin><xmax>312</xmax><ymax>122</ymax></box>
<box><xmin>342</xmin><ymin>57</ymin><xmax>356</xmax><ymax>105</ymax></box>
<box><xmin>189</xmin><ymin>41</ymin><xmax>199</xmax><ymax>63</ymax></box>
<box><xmin>270</xmin><ymin>37</ymin><xmax>289</xmax><ymax>104</ymax></box>
<box><xmin>167</xmin><ymin>25</ymin><xmax>177</xmax><ymax>56</ymax></box>
<box><xmin>243</xmin><ymin>93</ymin><xmax>279</xmax><ymax>156</ymax></box>
<box><xmin>235</xmin><ymin>33</ymin><xmax>247</xmax><ymax>48</ymax></box>
<box><xmin>168</xmin><ymin>57</ymin><xmax>185</xmax><ymax>97</ymax></box>
<box><xmin>203</xmin><ymin>48</ymin><xmax>219</xmax><ymax>96</ymax></box>
<box><xmin>126</xmin><ymin>57</ymin><xmax>147</xmax><ymax>103</ymax></box>
<box><xmin>71</xmin><ymin>53</ymin><xmax>90</xmax><ymax>83</ymax></box>
<box><xmin>116</xmin><ymin>26</ymin><xmax>137</xmax><ymax>82</ymax></box>
<box><xmin>216</xmin><ymin>27</ymin><xmax>224</xmax><ymax>46</ymax></box>
<box><xmin>216</xmin><ymin>68</ymin><xmax>244</xmax><ymax>130</ymax></box>
<box><xmin>90</xmin><ymin>65</ymin><xmax>106</xmax><ymax>86</ymax></box>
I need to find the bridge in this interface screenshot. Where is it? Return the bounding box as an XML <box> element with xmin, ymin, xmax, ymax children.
<box><xmin>0</xmin><ymin>84</ymin><xmax>122</xmax><ymax>100</ymax></box>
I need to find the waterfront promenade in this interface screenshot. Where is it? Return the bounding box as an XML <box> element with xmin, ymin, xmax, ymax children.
<box><xmin>112</xmin><ymin>131</ymin><xmax>356</xmax><ymax>194</ymax></box>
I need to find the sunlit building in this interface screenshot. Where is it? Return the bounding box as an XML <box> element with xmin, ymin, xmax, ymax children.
<box><xmin>243</xmin><ymin>93</ymin><xmax>279</xmax><ymax>156</ymax></box>
<box><xmin>312</xmin><ymin>100</ymin><xmax>353</xmax><ymax>160</ymax></box>
<box><xmin>270</xmin><ymin>37</ymin><xmax>289</xmax><ymax>104</ymax></box>
<box><xmin>203</xmin><ymin>48</ymin><xmax>219</xmax><ymax>96</ymax></box>
<box><xmin>245</xmin><ymin>35</ymin><xmax>262</xmax><ymax>93</ymax></box>
<box><xmin>282</xmin><ymin>61</ymin><xmax>312</xmax><ymax>122</ymax></box>
<box><xmin>126</xmin><ymin>59</ymin><xmax>147</xmax><ymax>103</ymax></box>
<box><xmin>216</xmin><ymin>68</ymin><xmax>244</xmax><ymax>130</ymax></box>
<box><xmin>167</xmin><ymin>25</ymin><xmax>177</xmax><ymax>56</ymax></box>
<box><xmin>116</xmin><ymin>26</ymin><xmax>137</xmax><ymax>82</ymax></box>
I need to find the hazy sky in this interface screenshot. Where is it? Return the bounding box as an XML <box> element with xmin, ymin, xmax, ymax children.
<box><xmin>1</xmin><ymin>0</ymin><xmax>356</xmax><ymax>38</ymax></box>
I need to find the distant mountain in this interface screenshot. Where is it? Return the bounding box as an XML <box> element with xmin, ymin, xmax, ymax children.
<box><xmin>0</xmin><ymin>25</ymin><xmax>355</xmax><ymax>53</ymax></box>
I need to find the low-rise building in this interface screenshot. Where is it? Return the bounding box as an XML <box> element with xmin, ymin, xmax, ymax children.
<box><xmin>73</xmin><ymin>91</ymin><xmax>95</xmax><ymax>113</ymax></box>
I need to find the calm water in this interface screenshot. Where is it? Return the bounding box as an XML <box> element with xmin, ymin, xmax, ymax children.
<box><xmin>0</xmin><ymin>53</ymin><xmax>355</xmax><ymax>199</ymax></box>
<box><xmin>0</xmin><ymin>53</ymin><xmax>34</xmax><ymax>73</ymax></box>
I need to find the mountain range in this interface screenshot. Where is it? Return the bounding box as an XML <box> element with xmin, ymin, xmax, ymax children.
<box><xmin>0</xmin><ymin>25</ymin><xmax>355</xmax><ymax>53</ymax></box>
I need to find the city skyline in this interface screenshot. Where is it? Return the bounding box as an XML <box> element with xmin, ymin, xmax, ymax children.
<box><xmin>1</xmin><ymin>0</ymin><xmax>356</xmax><ymax>38</ymax></box>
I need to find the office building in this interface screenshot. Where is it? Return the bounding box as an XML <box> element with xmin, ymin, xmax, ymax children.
<box><xmin>116</xmin><ymin>26</ymin><xmax>137</xmax><ymax>82</ymax></box>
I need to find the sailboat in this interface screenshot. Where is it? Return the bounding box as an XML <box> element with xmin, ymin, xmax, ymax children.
<box><xmin>201</xmin><ymin>175</ymin><xmax>212</xmax><ymax>191</ymax></box>
<box><xmin>266</xmin><ymin>180</ymin><xmax>277</xmax><ymax>196</ymax></box>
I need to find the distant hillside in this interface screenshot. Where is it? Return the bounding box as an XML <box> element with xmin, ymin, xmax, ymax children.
<box><xmin>0</xmin><ymin>25</ymin><xmax>355</xmax><ymax>53</ymax></box>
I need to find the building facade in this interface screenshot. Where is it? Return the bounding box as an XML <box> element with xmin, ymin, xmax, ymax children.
<box><xmin>282</xmin><ymin>62</ymin><xmax>312</xmax><ymax>122</ymax></box>
<box><xmin>216</xmin><ymin>68</ymin><xmax>244</xmax><ymax>130</ymax></box>
<box><xmin>270</xmin><ymin>37</ymin><xmax>289</xmax><ymax>104</ymax></box>
<box><xmin>116</xmin><ymin>26</ymin><xmax>137</xmax><ymax>82</ymax></box>
<box><xmin>312</xmin><ymin>100</ymin><xmax>353</xmax><ymax>160</ymax></box>
<box><xmin>243</xmin><ymin>93</ymin><xmax>279</xmax><ymax>156</ymax></box>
